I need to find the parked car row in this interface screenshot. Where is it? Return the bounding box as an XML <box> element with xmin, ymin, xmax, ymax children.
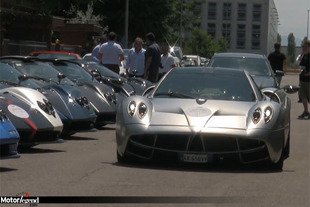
<box><xmin>0</xmin><ymin>54</ymin><xmax>153</xmax><ymax>159</ymax></box>
<box><xmin>1</xmin><ymin>51</ymin><xmax>299</xmax><ymax>172</ymax></box>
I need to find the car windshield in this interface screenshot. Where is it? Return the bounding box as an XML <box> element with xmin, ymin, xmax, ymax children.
<box><xmin>85</xmin><ymin>63</ymin><xmax>120</xmax><ymax>79</ymax></box>
<box><xmin>34</xmin><ymin>53</ymin><xmax>78</xmax><ymax>60</ymax></box>
<box><xmin>0</xmin><ymin>62</ymin><xmax>39</xmax><ymax>88</ymax></box>
<box><xmin>210</xmin><ymin>57</ymin><xmax>272</xmax><ymax>76</ymax></box>
<box><xmin>50</xmin><ymin>62</ymin><xmax>95</xmax><ymax>84</ymax></box>
<box><xmin>12</xmin><ymin>61</ymin><xmax>75</xmax><ymax>85</ymax></box>
<box><xmin>154</xmin><ymin>69</ymin><xmax>256</xmax><ymax>102</ymax></box>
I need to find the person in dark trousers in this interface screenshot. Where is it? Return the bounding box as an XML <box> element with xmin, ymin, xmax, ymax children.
<box><xmin>98</xmin><ymin>32</ymin><xmax>124</xmax><ymax>74</ymax></box>
<box><xmin>298</xmin><ymin>40</ymin><xmax>310</xmax><ymax>119</ymax></box>
<box><xmin>143</xmin><ymin>32</ymin><xmax>161</xmax><ymax>83</ymax></box>
<box><xmin>268</xmin><ymin>42</ymin><xmax>286</xmax><ymax>85</ymax></box>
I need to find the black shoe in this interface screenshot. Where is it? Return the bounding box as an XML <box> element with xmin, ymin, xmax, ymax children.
<box><xmin>298</xmin><ymin>112</ymin><xmax>310</xmax><ymax>119</ymax></box>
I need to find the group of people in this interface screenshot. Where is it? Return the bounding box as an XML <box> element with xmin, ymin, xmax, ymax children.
<box><xmin>91</xmin><ymin>31</ymin><xmax>176</xmax><ymax>83</ymax></box>
<box><xmin>268</xmin><ymin>41</ymin><xmax>310</xmax><ymax>120</ymax></box>
<box><xmin>92</xmin><ymin>32</ymin><xmax>309</xmax><ymax>120</ymax></box>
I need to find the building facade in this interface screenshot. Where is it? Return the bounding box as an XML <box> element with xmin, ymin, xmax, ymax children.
<box><xmin>200</xmin><ymin>0</ymin><xmax>279</xmax><ymax>55</ymax></box>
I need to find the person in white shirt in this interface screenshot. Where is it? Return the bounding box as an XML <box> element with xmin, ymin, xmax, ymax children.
<box><xmin>92</xmin><ymin>35</ymin><xmax>106</xmax><ymax>63</ymax></box>
<box><xmin>126</xmin><ymin>37</ymin><xmax>145</xmax><ymax>77</ymax></box>
<box><xmin>159</xmin><ymin>44</ymin><xmax>176</xmax><ymax>79</ymax></box>
<box><xmin>98</xmin><ymin>32</ymin><xmax>124</xmax><ymax>74</ymax></box>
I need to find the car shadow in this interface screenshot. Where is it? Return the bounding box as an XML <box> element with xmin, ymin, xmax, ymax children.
<box><xmin>0</xmin><ymin>167</ymin><xmax>18</xmax><ymax>173</ymax></box>
<box><xmin>18</xmin><ymin>147</ymin><xmax>65</xmax><ymax>154</ymax></box>
<box><xmin>96</xmin><ymin>126</ymin><xmax>115</xmax><ymax>130</ymax></box>
<box><xmin>110</xmin><ymin>160</ymin><xmax>293</xmax><ymax>174</ymax></box>
<box><xmin>63</xmin><ymin>136</ymin><xmax>98</xmax><ymax>141</ymax></box>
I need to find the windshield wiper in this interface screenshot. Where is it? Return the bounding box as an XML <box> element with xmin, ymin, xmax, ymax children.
<box><xmin>27</xmin><ymin>76</ymin><xmax>58</xmax><ymax>84</ymax></box>
<box><xmin>154</xmin><ymin>91</ymin><xmax>194</xmax><ymax>99</ymax></box>
<box><xmin>0</xmin><ymin>80</ymin><xmax>19</xmax><ymax>86</ymax></box>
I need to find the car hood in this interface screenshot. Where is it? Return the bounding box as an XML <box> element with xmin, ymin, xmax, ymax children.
<box><xmin>151</xmin><ymin>98</ymin><xmax>253</xmax><ymax>129</ymax></box>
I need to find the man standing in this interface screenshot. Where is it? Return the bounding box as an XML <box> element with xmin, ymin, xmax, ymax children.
<box><xmin>92</xmin><ymin>35</ymin><xmax>106</xmax><ymax>63</ymax></box>
<box><xmin>268</xmin><ymin>42</ymin><xmax>286</xmax><ymax>85</ymax></box>
<box><xmin>98</xmin><ymin>32</ymin><xmax>124</xmax><ymax>74</ymax></box>
<box><xmin>159</xmin><ymin>44</ymin><xmax>176</xmax><ymax>80</ymax></box>
<box><xmin>126</xmin><ymin>37</ymin><xmax>145</xmax><ymax>77</ymax></box>
<box><xmin>144</xmin><ymin>32</ymin><xmax>161</xmax><ymax>83</ymax></box>
<box><xmin>298</xmin><ymin>40</ymin><xmax>310</xmax><ymax>119</ymax></box>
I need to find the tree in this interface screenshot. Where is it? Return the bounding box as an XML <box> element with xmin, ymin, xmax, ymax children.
<box><xmin>188</xmin><ymin>29</ymin><xmax>228</xmax><ymax>58</ymax></box>
<box><xmin>277</xmin><ymin>34</ymin><xmax>282</xmax><ymax>44</ymax></box>
<box><xmin>287</xmin><ymin>33</ymin><xmax>296</xmax><ymax>65</ymax></box>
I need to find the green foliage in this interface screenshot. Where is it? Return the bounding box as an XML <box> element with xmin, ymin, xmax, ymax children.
<box><xmin>277</xmin><ymin>34</ymin><xmax>282</xmax><ymax>44</ymax></box>
<box><xmin>188</xmin><ymin>29</ymin><xmax>229</xmax><ymax>58</ymax></box>
<box><xmin>287</xmin><ymin>33</ymin><xmax>296</xmax><ymax>65</ymax></box>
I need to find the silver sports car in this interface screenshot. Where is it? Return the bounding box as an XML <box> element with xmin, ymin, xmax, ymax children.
<box><xmin>116</xmin><ymin>67</ymin><xmax>297</xmax><ymax>170</ymax></box>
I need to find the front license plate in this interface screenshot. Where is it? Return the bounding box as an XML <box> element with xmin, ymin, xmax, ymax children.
<box><xmin>181</xmin><ymin>154</ymin><xmax>208</xmax><ymax>163</ymax></box>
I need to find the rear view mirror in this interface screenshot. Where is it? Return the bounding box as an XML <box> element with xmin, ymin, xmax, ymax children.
<box><xmin>57</xmin><ymin>73</ymin><xmax>66</xmax><ymax>83</ymax></box>
<box><xmin>275</xmin><ymin>70</ymin><xmax>285</xmax><ymax>76</ymax></box>
<box><xmin>282</xmin><ymin>85</ymin><xmax>299</xmax><ymax>94</ymax></box>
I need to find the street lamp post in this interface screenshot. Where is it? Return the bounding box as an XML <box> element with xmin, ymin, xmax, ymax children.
<box><xmin>307</xmin><ymin>9</ymin><xmax>310</xmax><ymax>40</ymax></box>
<box><xmin>125</xmin><ymin>0</ymin><xmax>129</xmax><ymax>48</ymax></box>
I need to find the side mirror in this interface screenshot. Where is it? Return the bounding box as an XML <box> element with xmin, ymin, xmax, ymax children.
<box><xmin>275</xmin><ymin>70</ymin><xmax>285</xmax><ymax>76</ymax></box>
<box><xmin>282</xmin><ymin>85</ymin><xmax>299</xmax><ymax>94</ymax></box>
<box><xmin>18</xmin><ymin>74</ymin><xmax>29</xmax><ymax>82</ymax></box>
<box><xmin>142</xmin><ymin>85</ymin><xmax>155</xmax><ymax>96</ymax></box>
<box><xmin>91</xmin><ymin>70</ymin><xmax>101</xmax><ymax>79</ymax></box>
<box><xmin>57</xmin><ymin>73</ymin><xmax>66</xmax><ymax>83</ymax></box>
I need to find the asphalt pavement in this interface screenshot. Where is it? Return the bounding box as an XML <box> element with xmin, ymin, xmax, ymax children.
<box><xmin>0</xmin><ymin>74</ymin><xmax>309</xmax><ymax>207</ymax></box>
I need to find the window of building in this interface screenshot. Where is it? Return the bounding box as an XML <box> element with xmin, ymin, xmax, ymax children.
<box><xmin>223</xmin><ymin>3</ymin><xmax>232</xmax><ymax>20</ymax></box>
<box><xmin>208</xmin><ymin>2</ymin><xmax>217</xmax><ymax>20</ymax></box>
<box><xmin>253</xmin><ymin>4</ymin><xmax>262</xmax><ymax>22</ymax></box>
<box><xmin>236</xmin><ymin>24</ymin><xmax>246</xmax><ymax>49</ymax></box>
<box><xmin>222</xmin><ymin>23</ymin><xmax>231</xmax><ymax>43</ymax></box>
<box><xmin>238</xmin><ymin>3</ymin><xmax>247</xmax><ymax>21</ymax></box>
<box><xmin>252</xmin><ymin>25</ymin><xmax>261</xmax><ymax>49</ymax></box>
<box><xmin>207</xmin><ymin>23</ymin><xmax>216</xmax><ymax>38</ymax></box>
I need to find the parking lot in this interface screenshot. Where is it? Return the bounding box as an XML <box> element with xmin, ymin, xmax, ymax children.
<box><xmin>0</xmin><ymin>74</ymin><xmax>309</xmax><ymax>207</ymax></box>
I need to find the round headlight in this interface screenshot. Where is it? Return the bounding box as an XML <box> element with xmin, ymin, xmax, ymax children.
<box><xmin>128</xmin><ymin>101</ymin><xmax>136</xmax><ymax>116</ymax></box>
<box><xmin>138</xmin><ymin>103</ymin><xmax>147</xmax><ymax>119</ymax></box>
<box><xmin>264</xmin><ymin>106</ymin><xmax>273</xmax><ymax>123</ymax></box>
<box><xmin>252</xmin><ymin>108</ymin><xmax>261</xmax><ymax>124</ymax></box>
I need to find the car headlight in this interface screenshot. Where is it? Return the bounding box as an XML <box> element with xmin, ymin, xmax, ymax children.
<box><xmin>75</xmin><ymin>96</ymin><xmax>90</xmax><ymax>108</ymax></box>
<box><xmin>264</xmin><ymin>106</ymin><xmax>273</xmax><ymax>123</ymax></box>
<box><xmin>252</xmin><ymin>108</ymin><xmax>261</xmax><ymax>124</ymax></box>
<box><xmin>138</xmin><ymin>103</ymin><xmax>147</xmax><ymax>119</ymax></box>
<box><xmin>37</xmin><ymin>99</ymin><xmax>56</xmax><ymax>116</ymax></box>
<box><xmin>105</xmin><ymin>92</ymin><xmax>117</xmax><ymax>103</ymax></box>
<box><xmin>128</xmin><ymin>101</ymin><xmax>136</xmax><ymax>117</ymax></box>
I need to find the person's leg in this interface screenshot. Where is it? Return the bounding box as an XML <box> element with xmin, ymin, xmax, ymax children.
<box><xmin>298</xmin><ymin>81</ymin><xmax>310</xmax><ymax>119</ymax></box>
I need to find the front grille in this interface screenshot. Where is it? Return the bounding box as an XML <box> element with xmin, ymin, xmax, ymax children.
<box><xmin>155</xmin><ymin>134</ymin><xmax>188</xmax><ymax>151</ymax></box>
<box><xmin>128</xmin><ymin>134</ymin><xmax>269</xmax><ymax>162</ymax></box>
<box><xmin>19</xmin><ymin>130</ymin><xmax>61</xmax><ymax>143</ymax></box>
<box><xmin>96</xmin><ymin>113</ymin><xmax>116</xmax><ymax>124</ymax></box>
<box><xmin>203</xmin><ymin>137</ymin><xmax>238</xmax><ymax>153</ymax></box>
<box><xmin>63</xmin><ymin>121</ymin><xmax>94</xmax><ymax>131</ymax></box>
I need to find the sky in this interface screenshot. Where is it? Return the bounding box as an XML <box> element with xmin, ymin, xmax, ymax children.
<box><xmin>273</xmin><ymin>0</ymin><xmax>310</xmax><ymax>44</ymax></box>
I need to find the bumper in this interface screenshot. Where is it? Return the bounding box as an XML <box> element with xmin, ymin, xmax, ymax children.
<box><xmin>116</xmin><ymin>124</ymin><xmax>286</xmax><ymax>164</ymax></box>
<box><xmin>18</xmin><ymin>126</ymin><xmax>63</xmax><ymax>144</ymax></box>
<box><xmin>0</xmin><ymin>140</ymin><xmax>20</xmax><ymax>159</ymax></box>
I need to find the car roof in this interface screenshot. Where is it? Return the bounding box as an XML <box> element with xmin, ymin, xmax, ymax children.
<box><xmin>30</xmin><ymin>51</ymin><xmax>79</xmax><ymax>55</ymax></box>
<box><xmin>172</xmin><ymin>66</ymin><xmax>246</xmax><ymax>76</ymax></box>
<box><xmin>213</xmin><ymin>52</ymin><xmax>266</xmax><ymax>59</ymax></box>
